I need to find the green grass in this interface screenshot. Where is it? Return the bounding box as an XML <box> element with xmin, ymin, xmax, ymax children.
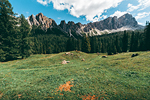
<box><xmin>0</xmin><ymin>51</ymin><xmax>150</xmax><ymax>100</ymax></box>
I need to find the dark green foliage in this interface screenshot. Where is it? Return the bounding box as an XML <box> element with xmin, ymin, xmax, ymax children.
<box><xmin>82</xmin><ymin>36</ymin><xmax>91</xmax><ymax>53</ymax></box>
<box><xmin>145</xmin><ymin>22</ymin><xmax>150</xmax><ymax>50</ymax></box>
<box><xmin>77</xmin><ymin>39</ymin><xmax>82</xmax><ymax>51</ymax></box>
<box><xmin>115</xmin><ymin>35</ymin><xmax>122</xmax><ymax>53</ymax></box>
<box><xmin>107</xmin><ymin>41</ymin><xmax>112</xmax><ymax>55</ymax></box>
<box><xmin>90</xmin><ymin>37</ymin><xmax>99</xmax><ymax>53</ymax></box>
<box><xmin>0</xmin><ymin>0</ymin><xmax>20</xmax><ymax>61</ymax></box>
<box><xmin>122</xmin><ymin>31</ymin><xmax>129</xmax><ymax>52</ymax></box>
<box><xmin>130</xmin><ymin>32</ymin><xmax>135</xmax><ymax>52</ymax></box>
<box><xmin>19</xmin><ymin>14</ymin><xmax>31</xmax><ymax>59</ymax></box>
<box><xmin>31</xmin><ymin>34</ymin><xmax>68</xmax><ymax>54</ymax></box>
<box><xmin>0</xmin><ymin>49</ymin><xmax>6</xmax><ymax>61</ymax></box>
<box><xmin>66</xmin><ymin>38</ymin><xmax>75</xmax><ymax>51</ymax></box>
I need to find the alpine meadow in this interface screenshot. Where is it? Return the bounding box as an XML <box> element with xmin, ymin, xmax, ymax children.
<box><xmin>0</xmin><ymin>0</ymin><xmax>150</xmax><ymax>100</ymax></box>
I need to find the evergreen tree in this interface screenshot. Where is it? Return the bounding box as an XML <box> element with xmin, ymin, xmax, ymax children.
<box><xmin>66</xmin><ymin>38</ymin><xmax>72</xmax><ymax>51</ymax></box>
<box><xmin>82</xmin><ymin>36</ymin><xmax>91</xmax><ymax>53</ymax></box>
<box><xmin>134</xmin><ymin>32</ymin><xmax>139</xmax><ymax>51</ymax></box>
<box><xmin>107</xmin><ymin>41</ymin><xmax>112</xmax><ymax>55</ymax></box>
<box><xmin>90</xmin><ymin>36</ymin><xmax>96</xmax><ymax>53</ymax></box>
<box><xmin>33</xmin><ymin>37</ymin><xmax>39</xmax><ymax>54</ymax></box>
<box><xmin>112</xmin><ymin>42</ymin><xmax>117</xmax><ymax>54</ymax></box>
<box><xmin>122</xmin><ymin>31</ymin><xmax>129</xmax><ymax>52</ymax></box>
<box><xmin>77</xmin><ymin>39</ymin><xmax>81</xmax><ymax>51</ymax></box>
<box><xmin>130</xmin><ymin>31</ymin><xmax>134</xmax><ymax>52</ymax></box>
<box><xmin>0</xmin><ymin>0</ymin><xmax>20</xmax><ymax>61</ymax></box>
<box><xmin>19</xmin><ymin>14</ymin><xmax>31</xmax><ymax>59</ymax></box>
<box><xmin>98</xmin><ymin>39</ymin><xmax>102</xmax><ymax>53</ymax></box>
<box><xmin>115</xmin><ymin>35</ymin><xmax>122</xmax><ymax>53</ymax></box>
<box><xmin>145</xmin><ymin>22</ymin><xmax>150</xmax><ymax>50</ymax></box>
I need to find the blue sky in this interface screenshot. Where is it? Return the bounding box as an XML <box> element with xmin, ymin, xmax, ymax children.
<box><xmin>9</xmin><ymin>0</ymin><xmax>150</xmax><ymax>25</ymax></box>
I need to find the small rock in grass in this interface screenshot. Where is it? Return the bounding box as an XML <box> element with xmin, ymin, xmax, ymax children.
<box><xmin>61</xmin><ymin>60</ymin><xmax>70</xmax><ymax>64</ymax></box>
<box><xmin>65</xmin><ymin>52</ymin><xmax>71</xmax><ymax>55</ymax></box>
<box><xmin>81</xmin><ymin>59</ymin><xmax>85</xmax><ymax>61</ymax></box>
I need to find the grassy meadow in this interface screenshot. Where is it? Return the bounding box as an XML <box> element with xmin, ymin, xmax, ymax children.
<box><xmin>0</xmin><ymin>51</ymin><xmax>150</xmax><ymax>100</ymax></box>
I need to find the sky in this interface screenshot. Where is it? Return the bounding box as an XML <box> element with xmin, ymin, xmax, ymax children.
<box><xmin>9</xmin><ymin>0</ymin><xmax>150</xmax><ymax>26</ymax></box>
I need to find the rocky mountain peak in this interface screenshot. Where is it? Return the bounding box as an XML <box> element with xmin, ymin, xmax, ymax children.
<box><xmin>27</xmin><ymin>13</ymin><xmax>58</xmax><ymax>30</ymax></box>
<box><xmin>59</xmin><ymin>20</ymin><xmax>67</xmax><ymax>30</ymax></box>
<box><xmin>27</xmin><ymin>13</ymin><xmax>143</xmax><ymax>37</ymax></box>
<box><xmin>118</xmin><ymin>13</ymin><xmax>138</xmax><ymax>27</ymax></box>
<box><xmin>28</xmin><ymin>14</ymin><xmax>39</xmax><ymax>26</ymax></box>
<box><xmin>68</xmin><ymin>21</ymin><xmax>75</xmax><ymax>26</ymax></box>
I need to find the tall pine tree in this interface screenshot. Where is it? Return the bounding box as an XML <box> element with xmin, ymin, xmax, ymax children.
<box><xmin>130</xmin><ymin>31</ymin><xmax>134</xmax><ymax>52</ymax></box>
<box><xmin>19</xmin><ymin>14</ymin><xmax>31</xmax><ymax>59</ymax></box>
<box><xmin>0</xmin><ymin>0</ymin><xmax>20</xmax><ymax>61</ymax></box>
<box><xmin>82</xmin><ymin>36</ymin><xmax>91</xmax><ymax>53</ymax></box>
<box><xmin>145</xmin><ymin>22</ymin><xmax>150</xmax><ymax>50</ymax></box>
<box><xmin>122</xmin><ymin>31</ymin><xmax>129</xmax><ymax>52</ymax></box>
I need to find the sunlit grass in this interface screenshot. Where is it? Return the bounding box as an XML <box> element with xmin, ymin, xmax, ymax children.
<box><xmin>0</xmin><ymin>51</ymin><xmax>150</xmax><ymax>99</ymax></box>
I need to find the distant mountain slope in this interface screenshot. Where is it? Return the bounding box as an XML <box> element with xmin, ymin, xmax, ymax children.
<box><xmin>27</xmin><ymin>13</ymin><xmax>145</xmax><ymax>37</ymax></box>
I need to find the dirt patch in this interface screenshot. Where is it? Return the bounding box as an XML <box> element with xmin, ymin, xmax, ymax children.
<box><xmin>57</xmin><ymin>80</ymin><xmax>74</xmax><ymax>92</ymax></box>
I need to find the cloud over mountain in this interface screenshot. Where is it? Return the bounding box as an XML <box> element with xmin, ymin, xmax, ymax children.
<box><xmin>127</xmin><ymin>0</ymin><xmax>150</xmax><ymax>12</ymax></box>
<box><xmin>36</xmin><ymin>0</ymin><xmax>123</xmax><ymax>22</ymax></box>
<box><xmin>135</xmin><ymin>12</ymin><xmax>150</xmax><ymax>20</ymax></box>
<box><xmin>110</xmin><ymin>11</ymin><xmax>128</xmax><ymax>18</ymax></box>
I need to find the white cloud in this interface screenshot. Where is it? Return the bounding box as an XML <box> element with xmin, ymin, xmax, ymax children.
<box><xmin>36</xmin><ymin>0</ymin><xmax>123</xmax><ymax>22</ymax></box>
<box><xmin>102</xmin><ymin>15</ymin><xmax>107</xmax><ymax>19</ymax></box>
<box><xmin>37</xmin><ymin>0</ymin><xmax>50</xmax><ymax>6</ymax></box>
<box><xmin>127</xmin><ymin>3</ymin><xmax>139</xmax><ymax>12</ymax></box>
<box><xmin>138</xmin><ymin>22</ymin><xmax>144</xmax><ymax>25</ymax></box>
<box><xmin>110</xmin><ymin>11</ymin><xmax>128</xmax><ymax>18</ymax></box>
<box><xmin>135</xmin><ymin>12</ymin><xmax>150</xmax><ymax>20</ymax></box>
<box><xmin>127</xmin><ymin>0</ymin><xmax>150</xmax><ymax>12</ymax></box>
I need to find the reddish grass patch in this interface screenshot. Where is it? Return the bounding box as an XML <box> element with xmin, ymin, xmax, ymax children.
<box><xmin>0</xmin><ymin>93</ymin><xmax>3</xmax><ymax>99</ymax></box>
<box><xmin>18</xmin><ymin>94</ymin><xmax>22</xmax><ymax>98</ymax></box>
<box><xmin>81</xmin><ymin>95</ymin><xmax>98</xmax><ymax>100</ymax></box>
<box><xmin>57</xmin><ymin>80</ymin><xmax>74</xmax><ymax>92</ymax></box>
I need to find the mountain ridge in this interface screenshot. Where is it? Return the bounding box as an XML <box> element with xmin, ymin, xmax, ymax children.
<box><xmin>27</xmin><ymin>13</ymin><xmax>144</xmax><ymax>37</ymax></box>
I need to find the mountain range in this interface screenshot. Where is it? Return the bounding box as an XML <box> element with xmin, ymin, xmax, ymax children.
<box><xmin>27</xmin><ymin>13</ymin><xmax>144</xmax><ymax>37</ymax></box>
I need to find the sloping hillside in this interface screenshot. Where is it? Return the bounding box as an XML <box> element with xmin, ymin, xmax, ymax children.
<box><xmin>0</xmin><ymin>51</ymin><xmax>150</xmax><ymax>99</ymax></box>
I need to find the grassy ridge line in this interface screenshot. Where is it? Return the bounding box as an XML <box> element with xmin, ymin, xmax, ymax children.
<box><xmin>0</xmin><ymin>51</ymin><xmax>150</xmax><ymax>99</ymax></box>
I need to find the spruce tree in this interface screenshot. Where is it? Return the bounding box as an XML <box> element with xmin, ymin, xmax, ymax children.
<box><xmin>145</xmin><ymin>22</ymin><xmax>150</xmax><ymax>50</ymax></box>
<box><xmin>19</xmin><ymin>14</ymin><xmax>31</xmax><ymax>59</ymax></box>
<box><xmin>33</xmin><ymin>37</ymin><xmax>39</xmax><ymax>54</ymax></box>
<box><xmin>107</xmin><ymin>41</ymin><xmax>112</xmax><ymax>55</ymax></box>
<box><xmin>90</xmin><ymin>36</ymin><xmax>96</xmax><ymax>53</ymax></box>
<box><xmin>130</xmin><ymin>31</ymin><xmax>134</xmax><ymax>52</ymax></box>
<box><xmin>77</xmin><ymin>39</ymin><xmax>81</xmax><ymax>51</ymax></box>
<box><xmin>122</xmin><ymin>31</ymin><xmax>129</xmax><ymax>52</ymax></box>
<box><xmin>134</xmin><ymin>32</ymin><xmax>139</xmax><ymax>51</ymax></box>
<box><xmin>82</xmin><ymin>36</ymin><xmax>91</xmax><ymax>53</ymax></box>
<box><xmin>0</xmin><ymin>0</ymin><xmax>20</xmax><ymax>61</ymax></box>
<box><xmin>115</xmin><ymin>35</ymin><xmax>122</xmax><ymax>53</ymax></box>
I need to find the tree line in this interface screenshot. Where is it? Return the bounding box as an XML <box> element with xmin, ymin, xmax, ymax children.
<box><xmin>0</xmin><ymin>0</ymin><xmax>150</xmax><ymax>62</ymax></box>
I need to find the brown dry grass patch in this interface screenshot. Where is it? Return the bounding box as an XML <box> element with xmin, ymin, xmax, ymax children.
<box><xmin>81</xmin><ymin>95</ymin><xmax>98</xmax><ymax>100</ymax></box>
<box><xmin>57</xmin><ymin>80</ymin><xmax>74</xmax><ymax>92</ymax></box>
